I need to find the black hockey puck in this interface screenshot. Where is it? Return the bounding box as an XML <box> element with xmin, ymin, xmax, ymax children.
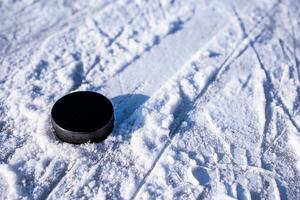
<box><xmin>51</xmin><ymin>91</ymin><xmax>114</xmax><ymax>144</ymax></box>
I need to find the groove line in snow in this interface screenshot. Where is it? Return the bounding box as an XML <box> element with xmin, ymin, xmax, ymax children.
<box><xmin>253</xmin><ymin>45</ymin><xmax>300</xmax><ymax>151</ymax></box>
<box><xmin>287</xmin><ymin>11</ymin><xmax>300</xmax><ymax>83</ymax></box>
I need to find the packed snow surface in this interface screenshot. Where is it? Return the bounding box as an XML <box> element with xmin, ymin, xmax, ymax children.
<box><xmin>0</xmin><ymin>0</ymin><xmax>300</xmax><ymax>199</ymax></box>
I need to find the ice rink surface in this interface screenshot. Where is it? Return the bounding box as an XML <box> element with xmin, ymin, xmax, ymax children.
<box><xmin>0</xmin><ymin>0</ymin><xmax>300</xmax><ymax>199</ymax></box>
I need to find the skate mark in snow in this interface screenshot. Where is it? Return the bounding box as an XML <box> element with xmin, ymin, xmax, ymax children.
<box><xmin>287</xmin><ymin>11</ymin><xmax>300</xmax><ymax>83</ymax></box>
<box><xmin>275</xmin><ymin>179</ymin><xmax>289</xmax><ymax>200</ymax></box>
<box><xmin>277</xmin><ymin>39</ymin><xmax>300</xmax><ymax>115</ymax></box>
<box><xmin>253</xmin><ymin>47</ymin><xmax>300</xmax><ymax>132</ymax></box>
<box><xmin>260</xmin><ymin>79</ymin><xmax>274</xmax><ymax>153</ymax></box>
<box><xmin>241</xmin><ymin>74</ymin><xmax>252</xmax><ymax>89</ymax></box>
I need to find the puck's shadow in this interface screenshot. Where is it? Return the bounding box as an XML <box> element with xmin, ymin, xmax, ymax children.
<box><xmin>111</xmin><ymin>93</ymin><xmax>149</xmax><ymax>134</ymax></box>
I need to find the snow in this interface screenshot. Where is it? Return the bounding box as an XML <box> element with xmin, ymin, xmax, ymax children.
<box><xmin>0</xmin><ymin>164</ymin><xmax>21</xmax><ymax>199</ymax></box>
<box><xmin>0</xmin><ymin>0</ymin><xmax>300</xmax><ymax>199</ymax></box>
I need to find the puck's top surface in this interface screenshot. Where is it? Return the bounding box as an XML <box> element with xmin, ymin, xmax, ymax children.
<box><xmin>51</xmin><ymin>91</ymin><xmax>114</xmax><ymax>133</ymax></box>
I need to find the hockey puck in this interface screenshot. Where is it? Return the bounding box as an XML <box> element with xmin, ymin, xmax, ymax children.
<box><xmin>51</xmin><ymin>91</ymin><xmax>114</xmax><ymax>144</ymax></box>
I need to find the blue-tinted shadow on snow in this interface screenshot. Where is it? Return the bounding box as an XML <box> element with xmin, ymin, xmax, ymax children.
<box><xmin>111</xmin><ymin>93</ymin><xmax>149</xmax><ymax>134</ymax></box>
